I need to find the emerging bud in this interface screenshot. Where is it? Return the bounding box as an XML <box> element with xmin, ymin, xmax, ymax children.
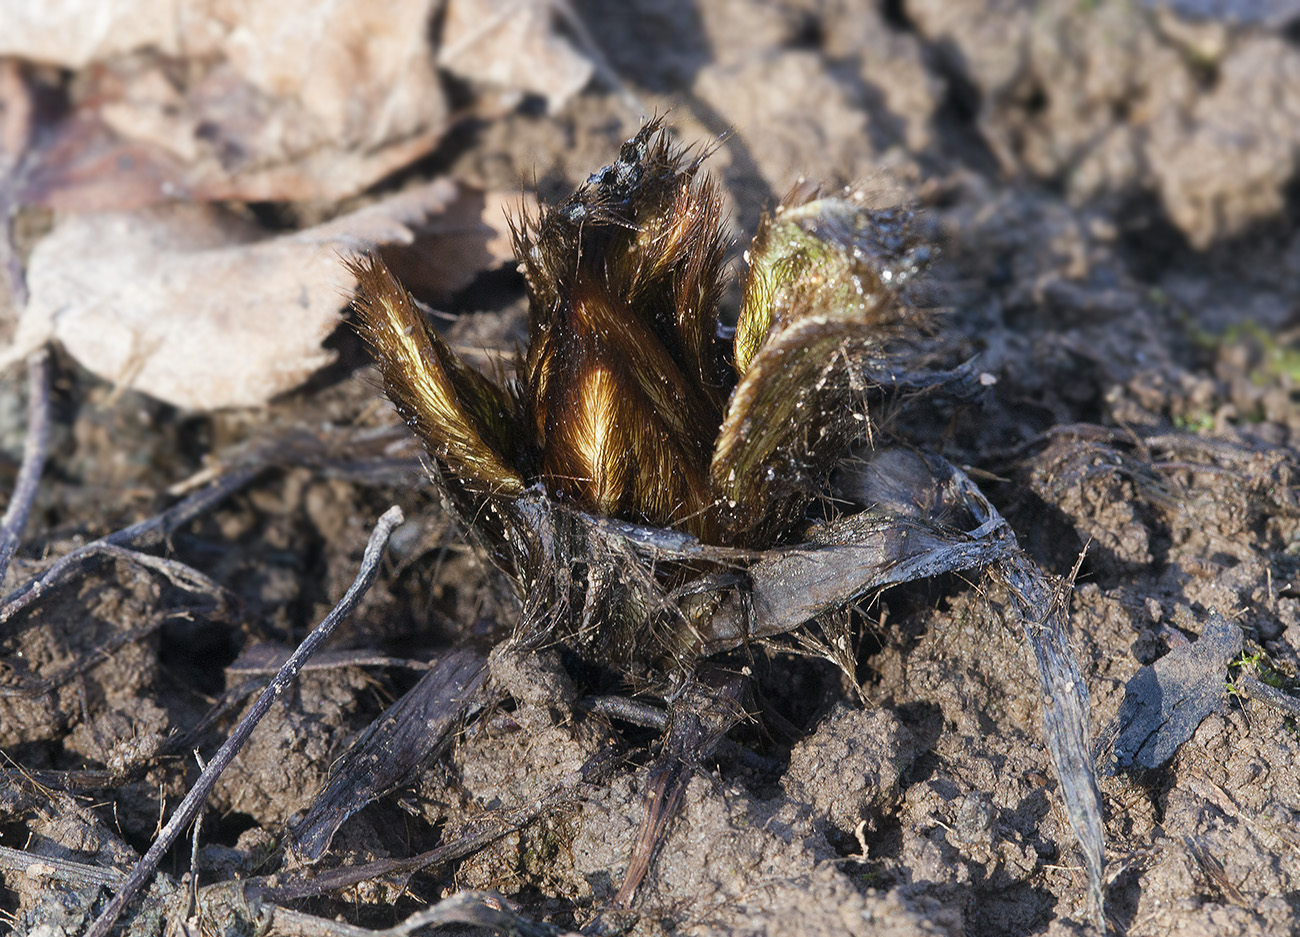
<box><xmin>353</xmin><ymin>122</ymin><xmax>933</xmax><ymax>552</ymax></box>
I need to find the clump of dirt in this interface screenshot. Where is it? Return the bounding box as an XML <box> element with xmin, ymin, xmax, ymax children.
<box><xmin>4</xmin><ymin>2</ymin><xmax>1300</xmax><ymax>936</ymax></box>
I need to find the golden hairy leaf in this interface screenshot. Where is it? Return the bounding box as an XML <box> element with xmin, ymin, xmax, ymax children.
<box><xmin>349</xmin><ymin>122</ymin><xmax>938</xmax><ymax>553</ymax></box>
<box><xmin>348</xmin><ymin>253</ymin><xmax>525</xmax><ymax>495</ymax></box>
<box><xmin>713</xmin><ymin>316</ymin><xmax>883</xmax><ymax>544</ymax></box>
<box><xmin>717</xmin><ymin>191</ymin><xmax>933</xmax><ymax>545</ymax></box>
<box><xmin>659</xmin><ymin>174</ymin><xmax>730</xmax><ymax>403</ymax></box>
<box><xmin>512</xmin><ymin>119</ymin><xmax>727</xmax><ymax>403</ymax></box>
<box><xmin>530</xmin><ymin>288</ymin><xmax>715</xmax><ymax>538</ymax></box>
<box><xmin>512</xmin><ymin>118</ymin><xmax>727</xmax><ymax>536</ymax></box>
<box><xmin>735</xmin><ymin>187</ymin><xmax>931</xmax><ymax>377</ymax></box>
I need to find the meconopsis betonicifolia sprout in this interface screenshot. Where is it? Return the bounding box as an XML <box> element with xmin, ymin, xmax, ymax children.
<box><xmin>349</xmin><ymin>117</ymin><xmax>935</xmax><ymax>666</ymax></box>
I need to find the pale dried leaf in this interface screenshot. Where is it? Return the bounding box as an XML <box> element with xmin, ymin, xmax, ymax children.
<box><xmin>208</xmin><ymin>0</ymin><xmax>443</xmax><ymax>149</ymax></box>
<box><xmin>1</xmin><ymin>0</ymin><xmax>449</xmax><ymax>204</ymax></box>
<box><xmin>0</xmin><ymin>0</ymin><xmax>443</xmax><ymax>144</ymax></box>
<box><xmin>3</xmin><ymin>179</ymin><xmax>460</xmax><ymax>410</ymax></box>
<box><xmin>0</xmin><ymin>0</ymin><xmax>180</xmax><ymax>68</ymax></box>
<box><xmin>439</xmin><ymin>0</ymin><xmax>594</xmax><ymax>113</ymax></box>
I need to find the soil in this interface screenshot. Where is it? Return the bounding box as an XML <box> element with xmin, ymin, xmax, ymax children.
<box><xmin>4</xmin><ymin>2</ymin><xmax>1300</xmax><ymax>936</ymax></box>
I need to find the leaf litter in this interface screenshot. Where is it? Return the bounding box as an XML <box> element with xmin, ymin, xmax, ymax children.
<box><xmin>3</xmin><ymin>182</ymin><xmax>471</xmax><ymax>409</ymax></box>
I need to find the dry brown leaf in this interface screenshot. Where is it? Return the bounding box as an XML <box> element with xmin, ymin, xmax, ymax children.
<box><xmin>2</xmin><ymin>0</ymin><xmax>602</xmax><ymax>209</ymax></box>
<box><xmin>1</xmin><ymin>0</ymin><xmax>449</xmax><ymax>205</ymax></box>
<box><xmin>2</xmin><ymin>180</ymin><xmax>467</xmax><ymax>410</ymax></box>
<box><xmin>439</xmin><ymin>0</ymin><xmax>594</xmax><ymax>113</ymax></box>
<box><xmin>380</xmin><ymin>189</ymin><xmax>537</xmax><ymax>300</ymax></box>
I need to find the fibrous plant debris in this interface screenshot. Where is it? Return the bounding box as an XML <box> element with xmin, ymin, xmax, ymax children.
<box><xmin>346</xmin><ymin>119</ymin><xmax>1106</xmax><ymax>922</ymax></box>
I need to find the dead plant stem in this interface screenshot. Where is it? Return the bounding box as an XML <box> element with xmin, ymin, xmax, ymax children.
<box><xmin>0</xmin><ymin>349</ymin><xmax>50</xmax><ymax>583</ymax></box>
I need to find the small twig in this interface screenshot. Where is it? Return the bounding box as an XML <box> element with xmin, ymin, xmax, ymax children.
<box><xmin>188</xmin><ymin>750</ymin><xmax>206</xmax><ymax>920</ymax></box>
<box><xmin>0</xmin><ymin>542</ymin><xmax>233</xmax><ymax>662</ymax></box>
<box><xmin>228</xmin><ymin>646</ymin><xmax>436</xmax><ymax>675</ymax></box>
<box><xmin>105</xmin><ymin>465</ymin><xmax>260</xmax><ymax>551</ymax></box>
<box><xmin>84</xmin><ymin>505</ymin><xmax>405</xmax><ymax>937</ymax></box>
<box><xmin>0</xmin><ymin>844</ymin><xmax>127</xmax><ymax>890</ymax></box>
<box><xmin>579</xmin><ymin>694</ymin><xmax>669</xmax><ymax>730</ymax></box>
<box><xmin>0</xmin><ymin>765</ymin><xmax>115</xmax><ymax>795</ymax></box>
<box><xmin>168</xmin><ymin>424</ymin><xmax>423</xmax><ymax>496</ymax></box>
<box><xmin>1235</xmin><ymin>673</ymin><xmax>1300</xmax><ymax>718</ymax></box>
<box><xmin>263</xmin><ymin>889</ymin><xmax>576</xmax><ymax>937</ymax></box>
<box><xmin>1151</xmin><ymin>460</ymin><xmax>1238</xmax><ymax>477</ymax></box>
<box><xmin>0</xmin><ymin>349</ymin><xmax>51</xmax><ymax>584</ymax></box>
<box><xmin>13</xmin><ymin>541</ymin><xmax>229</xmax><ymax>611</ymax></box>
<box><xmin>0</xmin><ymin>467</ymin><xmax>257</xmax><ymax>629</ymax></box>
<box><xmin>1183</xmin><ymin>835</ymin><xmax>1247</xmax><ymax>906</ymax></box>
